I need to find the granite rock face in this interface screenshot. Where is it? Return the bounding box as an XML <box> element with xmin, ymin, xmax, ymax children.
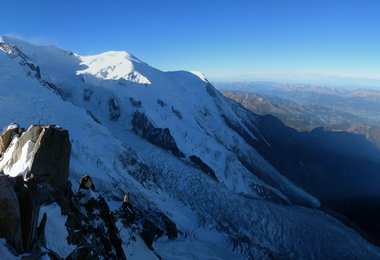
<box><xmin>132</xmin><ymin>111</ymin><xmax>185</xmax><ymax>157</ymax></box>
<box><xmin>26</xmin><ymin>125</ymin><xmax>71</xmax><ymax>192</ymax></box>
<box><xmin>0</xmin><ymin>124</ymin><xmax>71</xmax><ymax>254</ymax></box>
<box><xmin>109</xmin><ymin>98</ymin><xmax>121</xmax><ymax>121</ymax></box>
<box><xmin>0</xmin><ymin>125</ymin><xmax>71</xmax><ymax>193</ymax></box>
<box><xmin>0</xmin><ymin>123</ymin><xmax>21</xmax><ymax>154</ymax></box>
<box><xmin>0</xmin><ymin>175</ymin><xmax>22</xmax><ymax>251</ymax></box>
<box><xmin>61</xmin><ymin>176</ymin><xmax>127</xmax><ymax>260</ymax></box>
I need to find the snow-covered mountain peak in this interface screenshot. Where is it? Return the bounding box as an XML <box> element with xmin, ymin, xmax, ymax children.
<box><xmin>190</xmin><ymin>71</ymin><xmax>209</xmax><ymax>82</ymax></box>
<box><xmin>77</xmin><ymin>50</ymin><xmax>151</xmax><ymax>84</ymax></box>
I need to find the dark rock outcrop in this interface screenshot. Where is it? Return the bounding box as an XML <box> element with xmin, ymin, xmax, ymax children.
<box><xmin>0</xmin><ymin>124</ymin><xmax>71</xmax><ymax>255</ymax></box>
<box><xmin>83</xmin><ymin>88</ymin><xmax>93</xmax><ymax>101</ymax></box>
<box><xmin>86</xmin><ymin>110</ymin><xmax>102</xmax><ymax>124</ymax></box>
<box><xmin>157</xmin><ymin>99</ymin><xmax>167</xmax><ymax>107</ymax></box>
<box><xmin>61</xmin><ymin>176</ymin><xmax>126</xmax><ymax>260</ymax></box>
<box><xmin>205</xmin><ymin>82</ymin><xmax>217</xmax><ymax>97</ymax></box>
<box><xmin>43</xmin><ymin>81</ymin><xmax>64</xmax><ymax>98</ymax></box>
<box><xmin>8</xmin><ymin>125</ymin><xmax>71</xmax><ymax>193</ymax></box>
<box><xmin>0</xmin><ymin>123</ymin><xmax>21</xmax><ymax>154</ymax></box>
<box><xmin>129</xmin><ymin>97</ymin><xmax>142</xmax><ymax>108</ymax></box>
<box><xmin>109</xmin><ymin>98</ymin><xmax>121</xmax><ymax>121</ymax></box>
<box><xmin>132</xmin><ymin>111</ymin><xmax>185</xmax><ymax>157</ymax></box>
<box><xmin>13</xmin><ymin>176</ymin><xmax>40</xmax><ymax>251</ymax></box>
<box><xmin>79</xmin><ymin>174</ymin><xmax>95</xmax><ymax>191</ymax></box>
<box><xmin>36</xmin><ymin>213</ymin><xmax>47</xmax><ymax>247</ymax></box>
<box><xmin>0</xmin><ymin>123</ymin><xmax>177</xmax><ymax>258</ymax></box>
<box><xmin>0</xmin><ymin>175</ymin><xmax>22</xmax><ymax>251</ymax></box>
<box><xmin>189</xmin><ymin>155</ymin><xmax>217</xmax><ymax>180</ymax></box>
<box><xmin>118</xmin><ymin>195</ymin><xmax>178</xmax><ymax>250</ymax></box>
<box><xmin>171</xmin><ymin>106</ymin><xmax>183</xmax><ymax>119</ymax></box>
<box><xmin>30</xmin><ymin>126</ymin><xmax>70</xmax><ymax>192</ymax></box>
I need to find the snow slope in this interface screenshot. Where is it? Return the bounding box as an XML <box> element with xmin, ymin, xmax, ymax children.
<box><xmin>0</xmin><ymin>239</ymin><xmax>18</xmax><ymax>260</ymax></box>
<box><xmin>1</xmin><ymin>36</ymin><xmax>316</xmax><ymax>205</ymax></box>
<box><xmin>38</xmin><ymin>203</ymin><xmax>76</xmax><ymax>258</ymax></box>
<box><xmin>0</xmin><ymin>36</ymin><xmax>379</xmax><ymax>258</ymax></box>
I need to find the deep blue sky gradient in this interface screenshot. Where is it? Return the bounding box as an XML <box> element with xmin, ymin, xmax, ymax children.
<box><xmin>1</xmin><ymin>0</ymin><xmax>380</xmax><ymax>86</ymax></box>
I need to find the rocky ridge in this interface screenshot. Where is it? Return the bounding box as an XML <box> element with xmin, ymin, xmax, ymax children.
<box><xmin>0</xmin><ymin>124</ymin><xmax>176</xmax><ymax>259</ymax></box>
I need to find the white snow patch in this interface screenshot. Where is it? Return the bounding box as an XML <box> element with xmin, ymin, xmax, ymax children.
<box><xmin>190</xmin><ymin>71</ymin><xmax>208</xmax><ymax>82</ymax></box>
<box><xmin>116</xmin><ymin>221</ymin><xmax>158</xmax><ymax>260</ymax></box>
<box><xmin>155</xmin><ymin>237</ymin><xmax>243</xmax><ymax>260</ymax></box>
<box><xmin>0</xmin><ymin>138</ymin><xmax>17</xmax><ymax>171</ymax></box>
<box><xmin>39</xmin><ymin>203</ymin><xmax>76</xmax><ymax>258</ymax></box>
<box><xmin>3</xmin><ymin>140</ymin><xmax>35</xmax><ymax>178</ymax></box>
<box><xmin>5</xmin><ymin>123</ymin><xmax>19</xmax><ymax>131</ymax></box>
<box><xmin>79</xmin><ymin>188</ymin><xmax>98</xmax><ymax>204</ymax></box>
<box><xmin>0</xmin><ymin>239</ymin><xmax>18</xmax><ymax>259</ymax></box>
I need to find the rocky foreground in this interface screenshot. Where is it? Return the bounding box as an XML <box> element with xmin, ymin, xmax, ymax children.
<box><xmin>0</xmin><ymin>123</ymin><xmax>176</xmax><ymax>259</ymax></box>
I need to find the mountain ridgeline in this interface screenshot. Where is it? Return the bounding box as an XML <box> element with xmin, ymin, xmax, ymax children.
<box><xmin>0</xmin><ymin>36</ymin><xmax>380</xmax><ymax>259</ymax></box>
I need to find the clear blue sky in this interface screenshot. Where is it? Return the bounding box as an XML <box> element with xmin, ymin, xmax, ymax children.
<box><xmin>1</xmin><ymin>0</ymin><xmax>380</xmax><ymax>86</ymax></box>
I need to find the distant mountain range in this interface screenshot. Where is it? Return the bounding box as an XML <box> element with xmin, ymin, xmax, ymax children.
<box><xmin>220</xmin><ymin>83</ymin><xmax>380</xmax><ymax>148</ymax></box>
<box><xmin>222</xmin><ymin>91</ymin><xmax>369</xmax><ymax>130</ymax></box>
